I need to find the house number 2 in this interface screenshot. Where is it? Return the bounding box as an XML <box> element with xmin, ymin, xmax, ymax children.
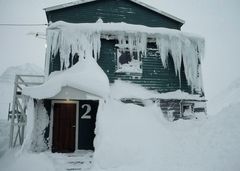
<box><xmin>81</xmin><ymin>104</ymin><xmax>91</xmax><ymax>119</ymax></box>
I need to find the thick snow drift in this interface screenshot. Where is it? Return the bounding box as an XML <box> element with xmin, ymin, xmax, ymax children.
<box><xmin>23</xmin><ymin>57</ymin><xmax>110</xmax><ymax>99</ymax></box>
<box><xmin>0</xmin><ymin>99</ymin><xmax>239</xmax><ymax>171</ymax></box>
<box><xmin>0</xmin><ymin>63</ymin><xmax>43</xmax><ymax>119</ymax></box>
<box><xmin>208</xmin><ymin>77</ymin><xmax>240</xmax><ymax>115</ymax></box>
<box><xmin>111</xmin><ymin>80</ymin><xmax>204</xmax><ymax>100</ymax></box>
<box><xmin>93</xmin><ymin>100</ymin><xmax>240</xmax><ymax>171</ymax></box>
<box><xmin>46</xmin><ymin>21</ymin><xmax>204</xmax><ymax>93</ymax></box>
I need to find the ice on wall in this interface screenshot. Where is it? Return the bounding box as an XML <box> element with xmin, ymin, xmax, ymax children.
<box><xmin>30</xmin><ymin>100</ymin><xmax>49</xmax><ymax>152</ymax></box>
<box><xmin>21</xmin><ymin>99</ymin><xmax>49</xmax><ymax>152</ymax></box>
<box><xmin>46</xmin><ymin>21</ymin><xmax>204</xmax><ymax>93</ymax></box>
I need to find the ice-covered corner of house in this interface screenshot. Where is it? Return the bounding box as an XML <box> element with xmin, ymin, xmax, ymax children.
<box><xmin>22</xmin><ymin>57</ymin><xmax>110</xmax><ymax>100</ymax></box>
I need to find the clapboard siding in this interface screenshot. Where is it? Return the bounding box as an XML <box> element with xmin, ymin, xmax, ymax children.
<box><xmin>49</xmin><ymin>39</ymin><xmax>191</xmax><ymax>93</ymax></box>
<box><xmin>46</xmin><ymin>0</ymin><xmax>192</xmax><ymax>93</ymax></box>
<box><xmin>46</xmin><ymin>0</ymin><xmax>182</xmax><ymax>29</ymax></box>
<box><xmin>97</xmin><ymin>39</ymin><xmax>191</xmax><ymax>93</ymax></box>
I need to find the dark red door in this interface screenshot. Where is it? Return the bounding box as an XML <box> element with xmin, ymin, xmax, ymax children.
<box><xmin>52</xmin><ymin>103</ymin><xmax>76</xmax><ymax>153</ymax></box>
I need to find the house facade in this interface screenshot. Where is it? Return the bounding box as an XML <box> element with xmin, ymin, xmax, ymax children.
<box><xmin>20</xmin><ymin>0</ymin><xmax>206</xmax><ymax>153</ymax></box>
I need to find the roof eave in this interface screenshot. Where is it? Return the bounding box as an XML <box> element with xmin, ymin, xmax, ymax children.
<box><xmin>43</xmin><ymin>0</ymin><xmax>185</xmax><ymax>25</ymax></box>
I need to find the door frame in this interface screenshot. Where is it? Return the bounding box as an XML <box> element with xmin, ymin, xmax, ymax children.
<box><xmin>49</xmin><ymin>100</ymin><xmax>79</xmax><ymax>152</ymax></box>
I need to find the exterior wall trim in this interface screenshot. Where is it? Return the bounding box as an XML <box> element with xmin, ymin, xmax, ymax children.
<box><xmin>43</xmin><ymin>0</ymin><xmax>185</xmax><ymax>24</ymax></box>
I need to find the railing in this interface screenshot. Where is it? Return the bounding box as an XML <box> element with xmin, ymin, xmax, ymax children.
<box><xmin>9</xmin><ymin>74</ymin><xmax>44</xmax><ymax>148</ymax></box>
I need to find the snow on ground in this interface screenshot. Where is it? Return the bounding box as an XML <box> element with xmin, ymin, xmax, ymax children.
<box><xmin>92</xmin><ymin>100</ymin><xmax>240</xmax><ymax>171</ymax></box>
<box><xmin>0</xmin><ymin>63</ymin><xmax>43</xmax><ymax>119</ymax></box>
<box><xmin>0</xmin><ymin>68</ymin><xmax>239</xmax><ymax>171</ymax></box>
<box><xmin>111</xmin><ymin>80</ymin><xmax>204</xmax><ymax>100</ymax></box>
<box><xmin>0</xmin><ymin>120</ymin><xmax>9</xmax><ymax>158</ymax></box>
<box><xmin>0</xmin><ymin>98</ymin><xmax>239</xmax><ymax>171</ymax></box>
<box><xmin>208</xmin><ymin>76</ymin><xmax>240</xmax><ymax>115</ymax></box>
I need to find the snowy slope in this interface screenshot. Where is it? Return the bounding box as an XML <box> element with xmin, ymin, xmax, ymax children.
<box><xmin>0</xmin><ymin>100</ymin><xmax>239</xmax><ymax>171</ymax></box>
<box><xmin>0</xmin><ymin>120</ymin><xmax>9</xmax><ymax>158</ymax></box>
<box><xmin>0</xmin><ymin>73</ymin><xmax>240</xmax><ymax>171</ymax></box>
<box><xmin>92</xmin><ymin>100</ymin><xmax>240</xmax><ymax>171</ymax></box>
<box><xmin>0</xmin><ymin>63</ymin><xmax>43</xmax><ymax>119</ymax></box>
<box><xmin>208</xmin><ymin>77</ymin><xmax>240</xmax><ymax>115</ymax></box>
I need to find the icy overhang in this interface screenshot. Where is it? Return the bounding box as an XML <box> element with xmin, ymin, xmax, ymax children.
<box><xmin>46</xmin><ymin>21</ymin><xmax>205</xmax><ymax>93</ymax></box>
<box><xmin>23</xmin><ymin>57</ymin><xmax>110</xmax><ymax>99</ymax></box>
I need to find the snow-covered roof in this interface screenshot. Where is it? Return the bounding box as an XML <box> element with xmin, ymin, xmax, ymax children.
<box><xmin>43</xmin><ymin>0</ymin><xmax>185</xmax><ymax>24</ymax></box>
<box><xmin>45</xmin><ymin>21</ymin><xmax>204</xmax><ymax>93</ymax></box>
<box><xmin>23</xmin><ymin>57</ymin><xmax>110</xmax><ymax>99</ymax></box>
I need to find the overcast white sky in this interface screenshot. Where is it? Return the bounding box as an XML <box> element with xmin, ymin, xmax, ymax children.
<box><xmin>0</xmin><ymin>0</ymin><xmax>239</xmax><ymax>99</ymax></box>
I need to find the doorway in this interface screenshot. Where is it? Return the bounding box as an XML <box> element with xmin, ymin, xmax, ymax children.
<box><xmin>52</xmin><ymin>102</ymin><xmax>78</xmax><ymax>153</ymax></box>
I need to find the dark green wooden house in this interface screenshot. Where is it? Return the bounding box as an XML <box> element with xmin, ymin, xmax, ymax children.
<box><xmin>22</xmin><ymin>0</ymin><xmax>206</xmax><ymax>153</ymax></box>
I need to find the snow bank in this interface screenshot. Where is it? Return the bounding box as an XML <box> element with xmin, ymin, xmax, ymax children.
<box><xmin>0</xmin><ymin>120</ymin><xmax>10</xmax><ymax>157</ymax></box>
<box><xmin>0</xmin><ymin>63</ymin><xmax>43</xmax><ymax>83</ymax></box>
<box><xmin>19</xmin><ymin>100</ymin><xmax>48</xmax><ymax>153</ymax></box>
<box><xmin>111</xmin><ymin>80</ymin><xmax>204</xmax><ymax>100</ymax></box>
<box><xmin>21</xmin><ymin>98</ymin><xmax>35</xmax><ymax>152</ymax></box>
<box><xmin>0</xmin><ymin>63</ymin><xmax>43</xmax><ymax>119</ymax></box>
<box><xmin>23</xmin><ymin>57</ymin><xmax>110</xmax><ymax>99</ymax></box>
<box><xmin>93</xmin><ymin>100</ymin><xmax>171</xmax><ymax>170</ymax></box>
<box><xmin>0</xmin><ymin>99</ymin><xmax>239</xmax><ymax>171</ymax></box>
<box><xmin>208</xmin><ymin>77</ymin><xmax>240</xmax><ymax>115</ymax></box>
<box><xmin>0</xmin><ymin>150</ymin><xmax>55</xmax><ymax>171</ymax></box>
<box><xmin>92</xmin><ymin>99</ymin><xmax>240</xmax><ymax>171</ymax></box>
<box><xmin>46</xmin><ymin>21</ymin><xmax>204</xmax><ymax>93</ymax></box>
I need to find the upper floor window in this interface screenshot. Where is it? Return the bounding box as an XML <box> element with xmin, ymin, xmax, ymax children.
<box><xmin>116</xmin><ymin>49</ymin><xmax>143</xmax><ymax>74</ymax></box>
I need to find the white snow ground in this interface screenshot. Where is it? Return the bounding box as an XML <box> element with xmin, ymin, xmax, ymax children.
<box><xmin>0</xmin><ymin>69</ymin><xmax>240</xmax><ymax>171</ymax></box>
<box><xmin>208</xmin><ymin>76</ymin><xmax>240</xmax><ymax>115</ymax></box>
<box><xmin>0</xmin><ymin>96</ymin><xmax>240</xmax><ymax>170</ymax></box>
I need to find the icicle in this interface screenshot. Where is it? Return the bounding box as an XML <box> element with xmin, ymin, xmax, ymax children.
<box><xmin>46</xmin><ymin>22</ymin><xmax>205</xmax><ymax>93</ymax></box>
<box><xmin>128</xmin><ymin>34</ymin><xmax>134</xmax><ymax>56</ymax></box>
<box><xmin>136</xmin><ymin>33</ymin><xmax>147</xmax><ymax>58</ymax></box>
<box><xmin>156</xmin><ymin>36</ymin><xmax>169</xmax><ymax>68</ymax></box>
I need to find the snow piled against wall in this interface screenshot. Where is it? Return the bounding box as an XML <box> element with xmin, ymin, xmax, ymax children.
<box><xmin>208</xmin><ymin>77</ymin><xmax>240</xmax><ymax>115</ymax></box>
<box><xmin>30</xmin><ymin>100</ymin><xmax>49</xmax><ymax>152</ymax></box>
<box><xmin>111</xmin><ymin>80</ymin><xmax>204</xmax><ymax>100</ymax></box>
<box><xmin>46</xmin><ymin>21</ymin><xmax>205</xmax><ymax>92</ymax></box>
<box><xmin>0</xmin><ymin>99</ymin><xmax>240</xmax><ymax>171</ymax></box>
<box><xmin>92</xmin><ymin>99</ymin><xmax>240</xmax><ymax>171</ymax></box>
<box><xmin>0</xmin><ymin>63</ymin><xmax>43</xmax><ymax>120</ymax></box>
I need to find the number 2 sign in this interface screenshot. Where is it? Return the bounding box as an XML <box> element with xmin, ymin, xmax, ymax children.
<box><xmin>80</xmin><ymin>104</ymin><xmax>91</xmax><ymax>119</ymax></box>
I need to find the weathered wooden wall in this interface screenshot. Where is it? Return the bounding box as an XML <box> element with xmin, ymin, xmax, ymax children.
<box><xmin>46</xmin><ymin>0</ymin><xmax>183</xmax><ymax>29</ymax></box>
<box><xmin>46</xmin><ymin>0</ymin><xmax>192</xmax><ymax>93</ymax></box>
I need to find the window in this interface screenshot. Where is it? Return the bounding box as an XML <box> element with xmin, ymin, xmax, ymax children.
<box><xmin>116</xmin><ymin>49</ymin><xmax>143</xmax><ymax>74</ymax></box>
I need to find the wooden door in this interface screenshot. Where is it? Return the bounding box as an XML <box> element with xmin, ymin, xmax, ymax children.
<box><xmin>52</xmin><ymin>103</ymin><xmax>76</xmax><ymax>153</ymax></box>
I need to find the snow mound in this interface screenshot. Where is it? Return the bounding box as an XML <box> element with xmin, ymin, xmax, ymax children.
<box><xmin>0</xmin><ymin>63</ymin><xmax>43</xmax><ymax>119</ymax></box>
<box><xmin>92</xmin><ymin>99</ymin><xmax>240</xmax><ymax>171</ymax></box>
<box><xmin>0</xmin><ymin>63</ymin><xmax>43</xmax><ymax>83</ymax></box>
<box><xmin>111</xmin><ymin>80</ymin><xmax>204</xmax><ymax>100</ymax></box>
<box><xmin>0</xmin><ymin>99</ymin><xmax>239</xmax><ymax>171</ymax></box>
<box><xmin>208</xmin><ymin>77</ymin><xmax>240</xmax><ymax>115</ymax></box>
<box><xmin>0</xmin><ymin>120</ymin><xmax>10</xmax><ymax>158</ymax></box>
<box><xmin>23</xmin><ymin>58</ymin><xmax>110</xmax><ymax>99</ymax></box>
